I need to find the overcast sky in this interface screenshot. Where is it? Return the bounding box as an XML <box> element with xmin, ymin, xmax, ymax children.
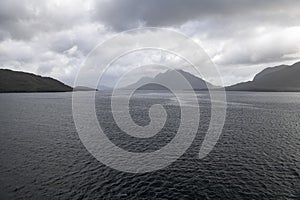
<box><xmin>1</xmin><ymin>0</ymin><xmax>300</xmax><ymax>86</ymax></box>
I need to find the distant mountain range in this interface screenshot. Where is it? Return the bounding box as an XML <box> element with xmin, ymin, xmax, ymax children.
<box><xmin>125</xmin><ymin>69</ymin><xmax>217</xmax><ymax>90</ymax></box>
<box><xmin>0</xmin><ymin>69</ymin><xmax>72</xmax><ymax>93</ymax></box>
<box><xmin>1</xmin><ymin>61</ymin><xmax>300</xmax><ymax>93</ymax></box>
<box><xmin>73</xmin><ymin>86</ymin><xmax>98</xmax><ymax>91</ymax></box>
<box><xmin>226</xmin><ymin>61</ymin><xmax>300</xmax><ymax>92</ymax></box>
<box><xmin>73</xmin><ymin>85</ymin><xmax>111</xmax><ymax>91</ymax></box>
<box><xmin>125</xmin><ymin>61</ymin><xmax>300</xmax><ymax>92</ymax></box>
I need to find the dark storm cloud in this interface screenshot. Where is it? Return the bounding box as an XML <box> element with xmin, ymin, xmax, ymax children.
<box><xmin>93</xmin><ymin>0</ymin><xmax>300</xmax><ymax>31</ymax></box>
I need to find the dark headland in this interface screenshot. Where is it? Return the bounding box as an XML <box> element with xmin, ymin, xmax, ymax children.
<box><xmin>226</xmin><ymin>61</ymin><xmax>300</xmax><ymax>92</ymax></box>
<box><xmin>0</xmin><ymin>69</ymin><xmax>72</xmax><ymax>93</ymax></box>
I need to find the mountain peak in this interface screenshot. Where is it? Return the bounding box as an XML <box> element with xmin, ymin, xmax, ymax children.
<box><xmin>125</xmin><ymin>69</ymin><xmax>216</xmax><ymax>90</ymax></box>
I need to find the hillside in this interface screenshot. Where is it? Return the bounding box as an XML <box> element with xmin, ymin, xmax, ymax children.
<box><xmin>125</xmin><ymin>69</ymin><xmax>217</xmax><ymax>90</ymax></box>
<box><xmin>226</xmin><ymin>62</ymin><xmax>300</xmax><ymax>92</ymax></box>
<box><xmin>0</xmin><ymin>69</ymin><xmax>72</xmax><ymax>93</ymax></box>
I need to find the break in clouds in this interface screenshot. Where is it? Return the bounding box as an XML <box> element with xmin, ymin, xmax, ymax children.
<box><xmin>0</xmin><ymin>0</ymin><xmax>300</xmax><ymax>86</ymax></box>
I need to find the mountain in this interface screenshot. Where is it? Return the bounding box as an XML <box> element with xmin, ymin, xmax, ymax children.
<box><xmin>125</xmin><ymin>69</ymin><xmax>217</xmax><ymax>90</ymax></box>
<box><xmin>0</xmin><ymin>69</ymin><xmax>72</xmax><ymax>93</ymax></box>
<box><xmin>73</xmin><ymin>85</ymin><xmax>112</xmax><ymax>91</ymax></box>
<box><xmin>73</xmin><ymin>86</ymin><xmax>98</xmax><ymax>91</ymax></box>
<box><xmin>226</xmin><ymin>62</ymin><xmax>300</xmax><ymax>92</ymax></box>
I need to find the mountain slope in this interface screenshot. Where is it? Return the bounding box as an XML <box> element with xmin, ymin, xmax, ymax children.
<box><xmin>73</xmin><ymin>86</ymin><xmax>98</xmax><ymax>91</ymax></box>
<box><xmin>226</xmin><ymin>62</ymin><xmax>300</xmax><ymax>92</ymax></box>
<box><xmin>0</xmin><ymin>69</ymin><xmax>73</xmax><ymax>92</ymax></box>
<box><xmin>125</xmin><ymin>69</ymin><xmax>217</xmax><ymax>90</ymax></box>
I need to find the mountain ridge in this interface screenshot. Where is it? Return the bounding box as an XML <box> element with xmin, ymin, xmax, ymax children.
<box><xmin>0</xmin><ymin>69</ymin><xmax>73</xmax><ymax>93</ymax></box>
<box><xmin>1</xmin><ymin>61</ymin><xmax>300</xmax><ymax>93</ymax></box>
<box><xmin>124</xmin><ymin>69</ymin><xmax>217</xmax><ymax>91</ymax></box>
<box><xmin>226</xmin><ymin>61</ymin><xmax>300</xmax><ymax>92</ymax></box>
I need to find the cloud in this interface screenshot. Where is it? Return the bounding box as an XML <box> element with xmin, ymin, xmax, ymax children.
<box><xmin>92</xmin><ymin>0</ymin><xmax>300</xmax><ymax>78</ymax></box>
<box><xmin>0</xmin><ymin>0</ymin><xmax>91</xmax><ymax>41</ymax></box>
<box><xmin>0</xmin><ymin>23</ymin><xmax>108</xmax><ymax>86</ymax></box>
<box><xmin>93</xmin><ymin>0</ymin><xmax>300</xmax><ymax>31</ymax></box>
<box><xmin>0</xmin><ymin>0</ymin><xmax>300</xmax><ymax>86</ymax></box>
<box><xmin>0</xmin><ymin>38</ymin><xmax>80</xmax><ymax>84</ymax></box>
<box><xmin>212</xmin><ymin>26</ymin><xmax>300</xmax><ymax>65</ymax></box>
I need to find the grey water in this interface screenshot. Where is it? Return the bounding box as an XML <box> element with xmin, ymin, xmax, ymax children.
<box><xmin>0</xmin><ymin>91</ymin><xmax>299</xmax><ymax>199</ymax></box>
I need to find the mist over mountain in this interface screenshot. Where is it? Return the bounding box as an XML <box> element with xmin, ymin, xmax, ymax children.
<box><xmin>226</xmin><ymin>62</ymin><xmax>300</xmax><ymax>92</ymax></box>
<box><xmin>125</xmin><ymin>69</ymin><xmax>217</xmax><ymax>91</ymax></box>
<box><xmin>0</xmin><ymin>69</ymin><xmax>72</xmax><ymax>93</ymax></box>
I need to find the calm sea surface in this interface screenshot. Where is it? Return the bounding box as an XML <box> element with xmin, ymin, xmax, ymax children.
<box><xmin>0</xmin><ymin>91</ymin><xmax>299</xmax><ymax>199</ymax></box>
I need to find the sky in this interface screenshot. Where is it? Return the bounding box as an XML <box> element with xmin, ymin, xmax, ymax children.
<box><xmin>0</xmin><ymin>0</ymin><xmax>300</xmax><ymax>86</ymax></box>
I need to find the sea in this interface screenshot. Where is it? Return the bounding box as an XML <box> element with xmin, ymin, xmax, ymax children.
<box><xmin>0</xmin><ymin>91</ymin><xmax>299</xmax><ymax>199</ymax></box>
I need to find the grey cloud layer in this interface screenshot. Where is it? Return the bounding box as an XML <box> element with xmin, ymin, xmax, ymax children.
<box><xmin>0</xmin><ymin>0</ymin><xmax>89</xmax><ymax>40</ymax></box>
<box><xmin>0</xmin><ymin>0</ymin><xmax>300</xmax><ymax>86</ymax></box>
<box><xmin>94</xmin><ymin>0</ymin><xmax>300</xmax><ymax>31</ymax></box>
